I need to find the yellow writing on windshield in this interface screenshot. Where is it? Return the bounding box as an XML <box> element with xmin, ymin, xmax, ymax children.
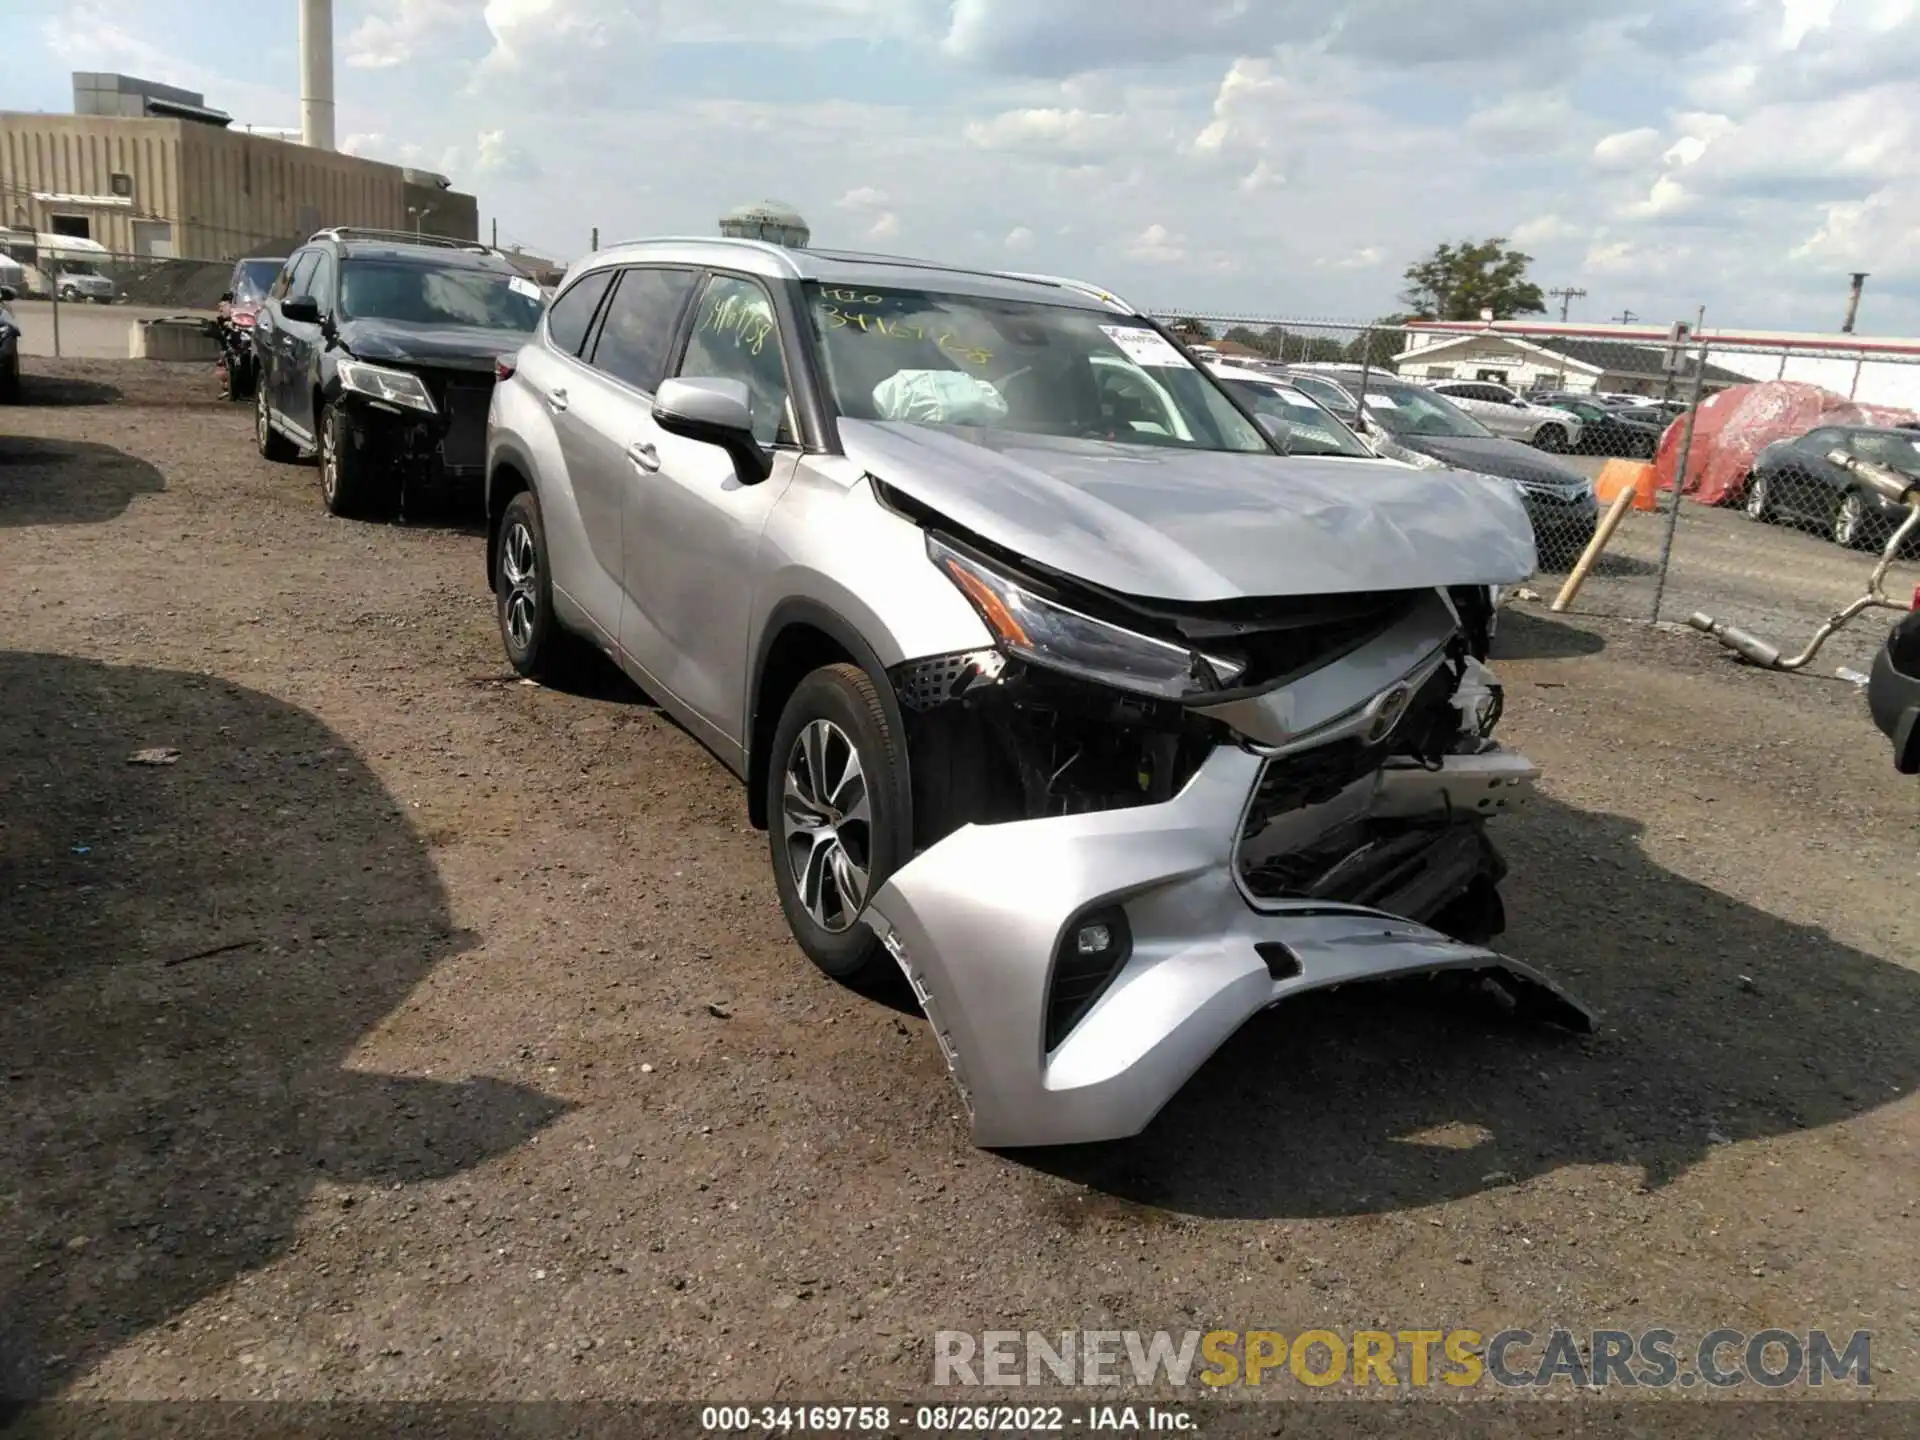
<box><xmin>818</xmin><ymin>305</ymin><xmax>993</xmax><ymax>366</ymax></box>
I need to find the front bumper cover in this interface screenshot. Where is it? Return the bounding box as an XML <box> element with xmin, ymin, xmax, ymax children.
<box><xmin>864</xmin><ymin>744</ymin><xmax>1591</xmax><ymax>1149</ymax></box>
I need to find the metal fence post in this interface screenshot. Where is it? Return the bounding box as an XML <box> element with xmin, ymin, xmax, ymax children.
<box><xmin>1648</xmin><ymin>338</ymin><xmax>1712</xmax><ymax>625</ymax></box>
<box><xmin>1355</xmin><ymin>329</ymin><xmax>1374</xmax><ymax>407</ymax></box>
<box><xmin>49</xmin><ymin>278</ymin><xmax>61</xmax><ymax>359</ymax></box>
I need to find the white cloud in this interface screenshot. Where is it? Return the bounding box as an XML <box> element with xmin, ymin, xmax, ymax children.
<box><xmin>345</xmin><ymin>0</ymin><xmax>470</xmax><ymax>69</ymax></box>
<box><xmin>472</xmin><ymin>129</ymin><xmax>540</xmax><ymax>181</ymax></box>
<box><xmin>1124</xmin><ymin>223</ymin><xmax>1185</xmax><ymax>264</ymax></box>
<box><xmin>963</xmin><ymin>108</ymin><xmax>1123</xmax><ymax>157</ymax></box>
<box><xmin>866</xmin><ymin>211</ymin><xmax>901</xmax><ymax>241</ymax></box>
<box><xmin>1238</xmin><ymin>159</ymin><xmax>1283</xmax><ymax>193</ymax></box>
<box><xmin>1003</xmin><ymin>225</ymin><xmax>1035</xmax><ymax>251</ymax></box>
<box><xmin>837</xmin><ymin>187</ymin><xmax>890</xmax><ymax>209</ymax></box>
<box><xmin>1593</xmin><ymin>128</ymin><xmax>1664</xmax><ymax>170</ymax></box>
<box><xmin>1314</xmin><ymin>246</ymin><xmax>1385</xmax><ymax>271</ymax></box>
<box><xmin>1512</xmin><ymin>214</ymin><xmax>1584</xmax><ymax>246</ymax></box>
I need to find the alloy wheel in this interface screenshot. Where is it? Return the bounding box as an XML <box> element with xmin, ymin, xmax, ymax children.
<box><xmin>780</xmin><ymin>719</ymin><xmax>872</xmax><ymax>934</ymax></box>
<box><xmin>499</xmin><ymin>519</ymin><xmax>540</xmax><ymax>653</ymax></box>
<box><xmin>1834</xmin><ymin>492</ymin><xmax>1866</xmax><ymax>547</ymax></box>
<box><xmin>1744</xmin><ymin>474</ymin><xmax>1769</xmax><ymax>520</ymax></box>
<box><xmin>256</xmin><ymin>385</ymin><xmax>270</xmax><ymax>448</ymax></box>
<box><xmin>320</xmin><ymin>410</ymin><xmax>340</xmax><ymax>504</ymax></box>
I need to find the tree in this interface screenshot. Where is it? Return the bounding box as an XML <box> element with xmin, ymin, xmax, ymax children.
<box><xmin>1346</xmin><ymin>318</ymin><xmax>1411</xmax><ymax>368</ymax></box>
<box><xmin>1168</xmin><ymin>317</ymin><xmax>1214</xmax><ymax>342</ymax></box>
<box><xmin>1398</xmin><ymin>239</ymin><xmax>1546</xmax><ymax>322</ymax></box>
<box><xmin>1222</xmin><ymin>325</ymin><xmax>1280</xmax><ymax>358</ymax></box>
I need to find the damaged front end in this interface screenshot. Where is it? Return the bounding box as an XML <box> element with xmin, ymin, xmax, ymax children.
<box><xmin>864</xmin><ymin>526</ymin><xmax>1591</xmax><ymax>1149</ymax></box>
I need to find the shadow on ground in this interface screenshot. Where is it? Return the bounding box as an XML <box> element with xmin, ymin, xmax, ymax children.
<box><xmin>1027</xmin><ymin>790</ymin><xmax>1920</xmax><ymax>1219</ymax></box>
<box><xmin>1490</xmin><ymin>607</ymin><xmax>1607</xmax><ymax>660</ymax></box>
<box><xmin>9</xmin><ymin>373</ymin><xmax>123</xmax><ymax>407</ymax></box>
<box><xmin>0</xmin><ymin>438</ymin><xmax>163</xmax><ymax>527</ymax></box>
<box><xmin>0</xmin><ymin>653</ymin><xmax>571</xmax><ymax>1398</ymax></box>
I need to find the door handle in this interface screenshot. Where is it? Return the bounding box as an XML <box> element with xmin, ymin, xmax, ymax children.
<box><xmin>627</xmin><ymin>440</ymin><xmax>660</xmax><ymax>472</ymax></box>
<box><xmin>546</xmin><ymin>386</ymin><xmax>569</xmax><ymax>412</ymax></box>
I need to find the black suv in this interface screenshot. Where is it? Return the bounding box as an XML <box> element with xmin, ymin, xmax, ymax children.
<box><xmin>252</xmin><ymin>228</ymin><xmax>545</xmax><ymax>517</ymax></box>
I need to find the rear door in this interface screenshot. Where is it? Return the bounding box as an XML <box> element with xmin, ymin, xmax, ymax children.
<box><xmin>565</xmin><ymin>265</ymin><xmax>701</xmax><ymax>656</ymax></box>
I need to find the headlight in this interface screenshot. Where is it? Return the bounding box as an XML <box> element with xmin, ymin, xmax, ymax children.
<box><xmin>336</xmin><ymin>360</ymin><xmax>437</xmax><ymax>414</ymax></box>
<box><xmin>927</xmin><ymin>535</ymin><xmax>1244</xmax><ymax>699</ymax></box>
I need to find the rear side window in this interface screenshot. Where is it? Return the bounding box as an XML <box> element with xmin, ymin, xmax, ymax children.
<box><xmin>545</xmin><ymin>269</ymin><xmax>614</xmax><ymax>357</ymax></box>
<box><xmin>589</xmin><ymin>266</ymin><xmax>700</xmax><ymax>393</ymax></box>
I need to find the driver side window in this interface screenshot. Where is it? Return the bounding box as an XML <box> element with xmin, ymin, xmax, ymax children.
<box><xmin>678</xmin><ymin>274</ymin><xmax>794</xmax><ymax>448</ymax></box>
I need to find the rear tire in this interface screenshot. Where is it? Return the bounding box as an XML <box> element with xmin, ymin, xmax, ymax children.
<box><xmin>1534</xmin><ymin>424</ymin><xmax>1568</xmax><ymax>453</ymax></box>
<box><xmin>1743</xmin><ymin>472</ymin><xmax>1773</xmax><ymax>522</ymax></box>
<box><xmin>767</xmin><ymin>664</ymin><xmax>913</xmax><ymax>988</ymax></box>
<box><xmin>318</xmin><ymin>401</ymin><xmax>393</xmax><ymax>519</ymax></box>
<box><xmin>254</xmin><ymin>381</ymin><xmax>296</xmax><ymax>461</ymax></box>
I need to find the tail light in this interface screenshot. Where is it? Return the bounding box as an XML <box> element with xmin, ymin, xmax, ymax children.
<box><xmin>494</xmin><ymin>357</ymin><xmax>516</xmax><ymax>382</ymax></box>
<box><xmin>1911</xmin><ymin>583</ymin><xmax>1918</xmax><ymax>611</ymax></box>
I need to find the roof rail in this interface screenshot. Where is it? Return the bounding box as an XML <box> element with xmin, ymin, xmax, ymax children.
<box><xmin>996</xmin><ymin>271</ymin><xmax>1136</xmax><ymax>313</ymax></box>
<box><xmin>308</xmin><ymin>226</ymin><xmax>496</xmax><ymax>254</ymax></box>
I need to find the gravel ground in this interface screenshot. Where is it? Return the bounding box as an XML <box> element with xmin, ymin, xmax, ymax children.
<box><xmin>3</xmin><ymin>359</ymin><xmax>1917</xmax><ymax>1406</ymax></box>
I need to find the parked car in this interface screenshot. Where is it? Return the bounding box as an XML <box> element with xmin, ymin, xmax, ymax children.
<box><xmin>1426</xmin><ymin>380</ymin><xmax>1584</xmax><ymax>453</ymax></box>
<box><xmin>486</xmin><ymin>239</ymin><xmax>1587</xmax><ymax>1147</ymax></box>
<box><xmin>252</xmin><ymin>227</ymin><xmax>545</xmax><ymax>518</ymax></box>
<box><xmin>1529</xmin><ymin>394</ymin><xmax>1664</xmax><ymax>459</ymax></box>
<box><xmin>1204</xmin><ymin>363</ymin><xmax>1378</xmax><ymax>458</ymax></box>
<box><xmin>0</xmin><ymin>282</ymin><xmax>20</xmax><ymax>402</ymax></box>
<box><xmin>52</xmin><ymin>261</ymin><xmax>117</xmax><ymax>304</ymax></box>
<box><xmin>1272</xmin><ymin>368</ymin><xmax>1363</xmax><ymax>426</ymax></box>
<box><xmin>1870</xmin><ymin>607</ymin><xmax>1920</xmax><ymax>773</ymax></box>
<box><xmin>213</xmin><ymin>256</ymin><xmax>285</xmax><ymax>402</ymax></box>
<box><xmin>1354</xmin><ymin>378</ymin><xmax>1599</xmax><ymax>568</ymax></box>
<box><xmin>1742</xmin><ymin>424</ymin><xmax>1920</xmax><ymax>548</ymax></box>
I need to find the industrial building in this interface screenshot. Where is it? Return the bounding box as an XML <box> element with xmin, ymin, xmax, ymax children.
<box><xmin>1</xmin><ymin>33</ymin><xmax>477</xmax><ymax>270</ymax></box>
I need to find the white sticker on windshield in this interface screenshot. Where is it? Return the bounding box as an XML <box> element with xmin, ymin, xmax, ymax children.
<box><xmin>1101</xmin><ymin>325</ymin><xmax>1193</xmax><ymax>370</ymax></box>
<box><xmin>509</xmin><ymin>275</ymin><xmax>542</xmax><ymax>300</ymax></box>
<box><xmin>1366</xmin><ymin>395</ymin><xmax>1399</xmax><ymax>408</ymax></box>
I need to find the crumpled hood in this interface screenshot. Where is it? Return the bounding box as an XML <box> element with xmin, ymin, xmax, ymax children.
<box><xmin>1395</xmin><ymin>434</ymin><xmax>1592</xmax><ymax>490</ymax></box>
<box><xmin>837</xmin><ymin>420</ymin><xmax>1538</xmax><ymax>602</ymax></box>
<box><xmin>338</xmin><ymin>318</ymin><xmax>526</xmax><ymax>371</ymax></box>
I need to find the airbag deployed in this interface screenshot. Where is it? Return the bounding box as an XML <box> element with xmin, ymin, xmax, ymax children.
<box><xmin>873</xmin><ymin>369</ymin><xmax>1010</xmax><ymax>426</ymax></box>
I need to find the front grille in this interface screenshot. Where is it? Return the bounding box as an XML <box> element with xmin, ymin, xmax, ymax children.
<box><xmin>411</xmin><ymin>368</ymin><xmax>494</xmax><ymax>472</ymax></box>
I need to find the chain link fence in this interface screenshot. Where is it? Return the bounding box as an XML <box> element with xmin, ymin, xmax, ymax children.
<box><xmin>1154</xmin><ymin>312</ymin><xmax>1920</xmax><ymax>668</ymax></box>
<box><xmin>10</xmin><ymin>251</ymin><xmax>234</xmax><ymax>310</ymax></box>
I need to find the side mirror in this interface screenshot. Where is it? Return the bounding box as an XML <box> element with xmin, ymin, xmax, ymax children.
<box><xmin>281</xmin><ymin>296</ymin><xmax>321</xmax><ymax>324</ymax></box>
<box><xmin>220</xmin><ymin>290</ymin><xmax>234</xmax><ymax>303</ymax></box>
<box><xmin>1256</xmin><ymin>414</ymin><xmax>1292</xmax><ymax>454</ymax></box>
<box><xmin>653</xmin><ymin>377</ymin><xmax>773</xmax><ymax>483</ymax></box>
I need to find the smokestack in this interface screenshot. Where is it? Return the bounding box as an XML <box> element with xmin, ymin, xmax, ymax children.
<box><xmin>1842</xmin><ymin>271</ymin><xmax>1869</xmax><ymax>334</ymax></box>
<box><xmin>300</xmin><ymin>0</ymin><xmax>336</xmax><ymax>151</ymax></box>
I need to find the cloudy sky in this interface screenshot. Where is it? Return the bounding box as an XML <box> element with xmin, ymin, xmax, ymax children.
<box><xmin>10</xmin><ymin>0</ymin><xmax>1920</xmax><ymax>333</ymax></box>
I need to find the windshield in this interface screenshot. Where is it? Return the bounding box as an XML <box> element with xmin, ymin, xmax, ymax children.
<box><xmin>1284</xmin><ymin>372</ymin><xmax>1358</xmax><ymax>413</ymax></box>
<box><xmin>58</xmin><ymin>261</ymin><xmax>101</xmax><ymax>277</ymax></box>
<box><xmin>338</xmin><ymin>261</ymin><xmax>544</xmax><ymax>331</ymax></box>
<box><xmin>1218</xmin><ymin>379</ymin><xmax>1371</xmax><ymax>457</ymax></box>
<box><xmin>233</xmin><ymin>259</ymin><xmax>282</xmax><ymax>304</ymax></box>
<box><xmin>803</xmin><ymin>283</ymin><xmax>1270</xmax><ymax>453</ymax></box>
<box><xmin>1360</xmin><ymin>382</ymin><xmax>1494</xmax><ymax>439</ymax></box>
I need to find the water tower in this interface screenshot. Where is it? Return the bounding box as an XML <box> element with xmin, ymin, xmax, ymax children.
<box><xmin>719</xmin><ymin>200</ymin><xmax>810</xmax><ymax>248</ymax></box>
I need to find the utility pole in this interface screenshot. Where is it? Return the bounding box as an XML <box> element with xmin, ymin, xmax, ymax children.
<box><xmin>1612</xmin><ymin>309</ymin><xmax>1638</xmax><ymax>325</ymax></box>
<box><xmin>1548</xmin><ymin>285</ymin><xmax>1587</xmax><ymax>322</ymax></box>
<box><xmin>491</xmin><ymin>217</ymin><xmax>498</xmax><ymax>248</ymax></box>
<box><xmin>590</xmin><ymin>226</ymin><xmax>599</xmax><ymax>252</ymax></box>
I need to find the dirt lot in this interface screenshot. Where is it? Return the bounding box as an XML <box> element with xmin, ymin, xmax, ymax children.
<box><xmin>3</xmin><ymin>359</ymin><xmax>1917</xmax><ymax>1406</ymax></box>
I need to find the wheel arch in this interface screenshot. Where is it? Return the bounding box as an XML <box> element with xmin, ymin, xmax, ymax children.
<box><xmin>746</xmin><ymin>598</ymin><xmax>913</xmax><ymax>836</ymax></box>
<box><xmin>485</xmin><ymin>441</ymin><xmax>537</xmax><ymax>593</ymax></box>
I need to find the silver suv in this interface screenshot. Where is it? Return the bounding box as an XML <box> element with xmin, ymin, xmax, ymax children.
<box><xmin>1427</xmin><ymin>380</ymin><xmax>1583</xmax><ymax>452</ymax></box>
<box><xmin>485</xmin><ymin>239</ymin><xmax>1590</xmax><ymax>1148</ymax></box>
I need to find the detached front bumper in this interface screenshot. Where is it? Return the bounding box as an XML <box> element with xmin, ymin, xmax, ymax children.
<box><xmin>864</xmin><ymin>744</ymin><xmax>1591</xmax><ymax>1149</ymax></box>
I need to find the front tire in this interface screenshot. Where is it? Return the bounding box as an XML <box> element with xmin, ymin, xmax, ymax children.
<box><xmin>318</xmin><ymin>401</ymin><xmax>391</xmax><ymax>519</ymax></box>
<box><xmin>255</xmin><ymin>382</ymin><xmax>296</xmax><ymax>461</ymax></box>
<box><xmin>1534</xmin><ymin>424</ymin><xmax>1568</xmax><ymax>453</ymax></box>
<box><xmin>1832</xmin><ymin>490</ymin><xmax>1870</xmax><ymax>549</ymax></box>
<box><xmin>767</xmin><ymin>664</ymin><xmax>912</xmax><ymax>987</ymax></box>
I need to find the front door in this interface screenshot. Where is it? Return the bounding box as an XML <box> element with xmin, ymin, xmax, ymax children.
<box><xmin>620</xmin><ymin>272</ymin><xmax>800</xmax><ymax>753</ymax></box>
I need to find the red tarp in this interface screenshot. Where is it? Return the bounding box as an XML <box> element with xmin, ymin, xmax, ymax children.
<box><xmin>1653</xmin><ymin>380</ymin><xmax>1920</xmax><ymax>506</ymax></box>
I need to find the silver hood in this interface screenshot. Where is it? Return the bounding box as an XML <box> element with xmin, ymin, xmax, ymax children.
<box><xmin>838</xmin><ymin>420</ymin><xmax>1538</xmax><ymax>603</ymax></box>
